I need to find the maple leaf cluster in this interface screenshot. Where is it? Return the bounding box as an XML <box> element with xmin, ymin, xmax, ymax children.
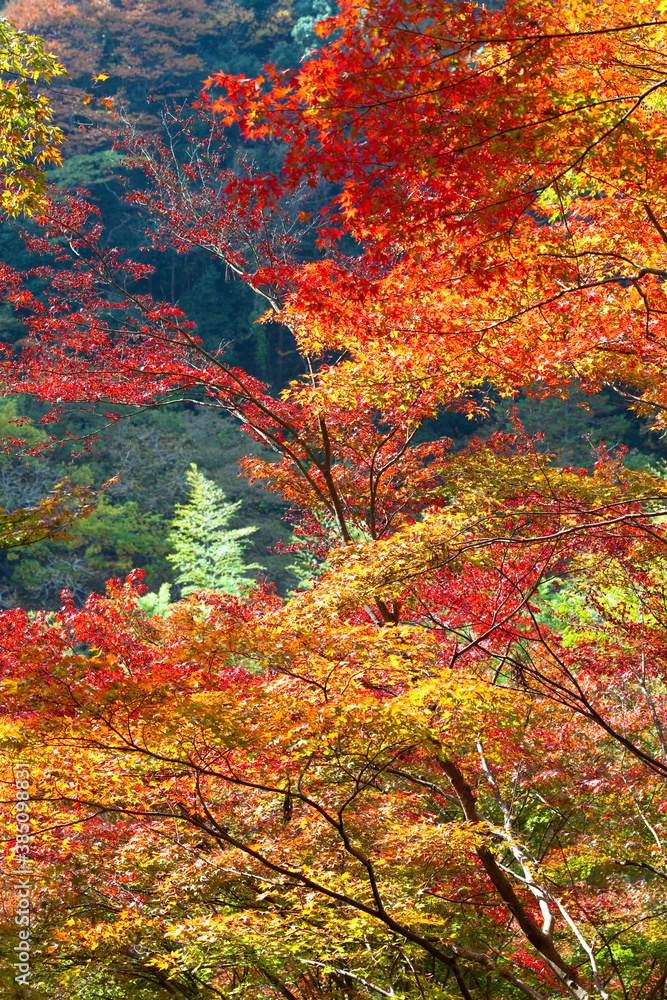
<box><xmin>0</xmin><ymin>18</ymin><xmax>65</xmax><ymax>213</ymax></box>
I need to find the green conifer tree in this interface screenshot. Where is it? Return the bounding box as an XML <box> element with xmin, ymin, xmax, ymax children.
<box><xmin>167</xmin><ymin>465</ymin><xmax>260</xmax><ymax>595</ymax></box>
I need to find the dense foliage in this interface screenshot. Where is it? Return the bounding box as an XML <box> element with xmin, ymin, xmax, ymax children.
<box><xmin>0</xmin><ymin>16</ymin><xmax>64</xmax><ymax>213</ymax></box>
<box><xmin>1</xmin><ymin>0</ymin><xmax>667</xmax><ymax>999</ymax></box>
<box><xmin>1</xmin><ymin>0</ymin><xmax>662</xmax><ymax>606</ymax></box>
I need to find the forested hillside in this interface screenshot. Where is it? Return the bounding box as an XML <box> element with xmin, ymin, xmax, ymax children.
<box><xmin>0</xmin><ymin>0</ymin><xmax>335</xmax><ymax>604</ymax></box>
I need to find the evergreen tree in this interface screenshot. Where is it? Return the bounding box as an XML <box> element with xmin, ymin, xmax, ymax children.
<box><xmin>167</xmin><ymin>464</ymin><xmax>260</xmax><ymax>595</ymax></box>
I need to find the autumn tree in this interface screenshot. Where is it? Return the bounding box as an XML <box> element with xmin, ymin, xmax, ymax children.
<box><xmin>0</xmin><ymin>16</ymin><xmax>65</xmax><ymax>212</ymax></box>
<box><xmin>0</xmin><ymin>18</ymin><xmax>99</xmax><ymax>559</ymax></box>
<box><xmin>206</xmin><ymin>0</ymin><xmax>667</xmax><ymax>425</ymax></box>
<box><xmin>3</xmin><ymin>457</ymin><xmax>667</xmax><ymax>999</ymax></box>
